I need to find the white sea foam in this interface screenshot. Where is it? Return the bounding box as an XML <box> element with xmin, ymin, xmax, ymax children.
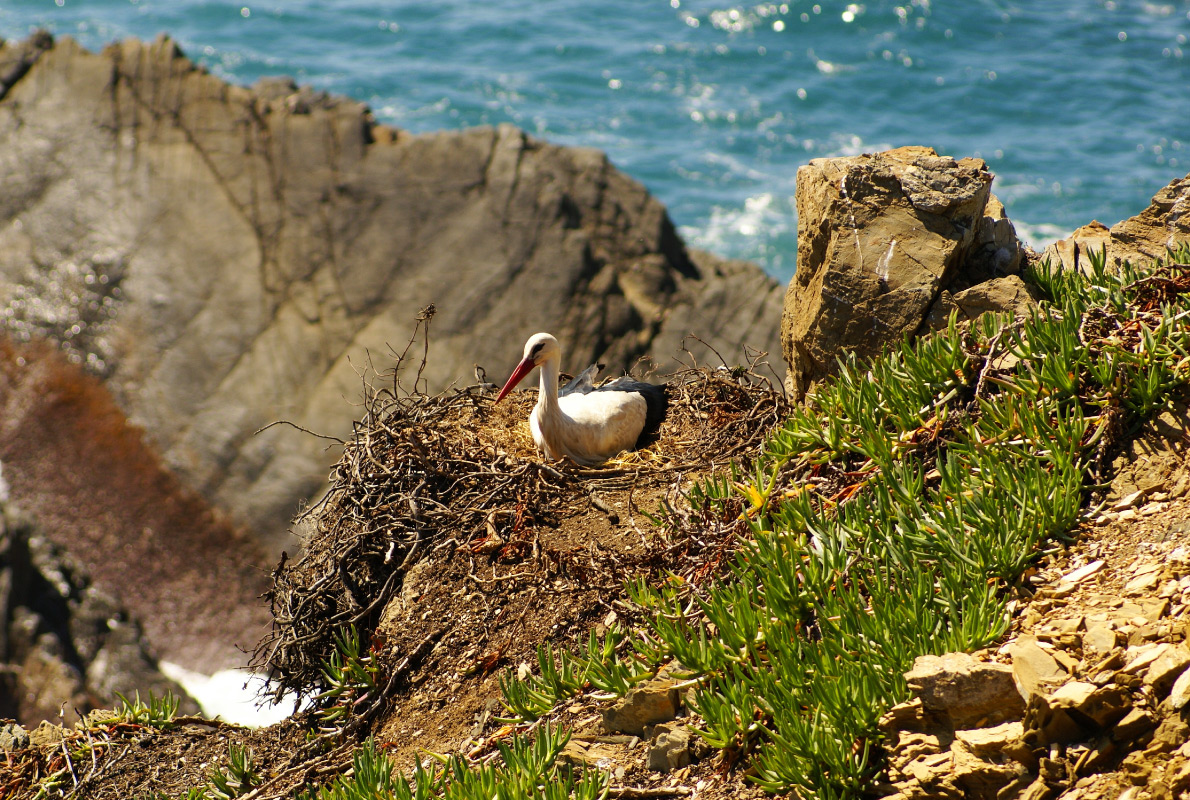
<box><xmin>991</xmin><ymin>180</ymin><xmax>1046</xmax><ymax>203</ymax></box>
<box><xmin>682</xmin><ymin>192</ymin><xmax>788</xmax><ymax>246</ymax></box>
<box><xmin>1013</xmin><ymin>220</ymin><xmax>1070</xmax><ymax>250</ymax></box>
<box><xmin>821</xmin><ymin>132</ymin><xmax>891</xmax><ymax>158</ymax></box>
<box><xmin>160</xmin><ymin>661</ymin><xmax>302</xmax><ymax>727</ymax></box>
<box><xmin>679</xmin><ymin>191</ymin><xmax>797</xmax><ymax>277</ymax></box>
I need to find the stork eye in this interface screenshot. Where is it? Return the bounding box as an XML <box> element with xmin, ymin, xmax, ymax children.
<box><xmin>530</xmin><ymin>343</ymin><xmax>544</xmax><ymax>356</ymax></box>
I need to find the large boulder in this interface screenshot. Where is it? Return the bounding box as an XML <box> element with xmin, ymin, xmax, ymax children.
<box><xmin>781</xmin><ymin>146</ymin><xmax>1028</xmax><ymax>397</ymax></box>
<box><xmin>0</xmin><ymin>34</ymin><xmax>783</xmax><ymax>549</ymax></box>
<box><xmin>1042</xmin><ymin>173</ymin><xmax>1190</xmax><ymax>272</ymax></box>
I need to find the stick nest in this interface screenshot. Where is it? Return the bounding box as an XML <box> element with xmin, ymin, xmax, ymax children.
<box><xmin>252</xmin><ymin>311</ymin><xmax>790</xmax><ymax>702</ymax></box>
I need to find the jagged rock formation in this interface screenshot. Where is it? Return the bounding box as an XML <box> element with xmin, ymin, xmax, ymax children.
<box><xmin>781</xmin><ymin>155</ymin><xmax>1190</xmax><ymax>400</ymax></box>
<box><xmin>0</xmin><ymin>33</ymin><xmax>784</xmax><ymax>550</ymax></box>
<box><xmin>883</xmin><ymin>560</ymin><xmax>1190</xmax><ymax>800</ymax></box>
<box><xmin>1042</xmin><ymin>173</ymin><xmax>1190</xmax><ymax>273</ymax></box>
<box><xmin>781</xmin><ymin>146</ymin><xmax>1032</xmax><ymax>397</ymax></box>
<box><xmin>0</xmin><ymin>494</ymin><xmax>197</xmax><ymax>726</ymax></box>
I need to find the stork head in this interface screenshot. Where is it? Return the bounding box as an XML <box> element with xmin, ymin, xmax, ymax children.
<box><xmin>495</xmin><ymin>333</ymin><xmax>559</xmax><ymax>403</ymax></box>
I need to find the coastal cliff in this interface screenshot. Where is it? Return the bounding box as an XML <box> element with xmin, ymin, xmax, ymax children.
<box><xmin>5</xmin><ymin>28</ymin><xmax>1190</xmax><ymax>800</ymax></box>
<box><xmin>0</xmin><ymin>33</ymin><xmax>784</xmax><ymax>553</ymax></box>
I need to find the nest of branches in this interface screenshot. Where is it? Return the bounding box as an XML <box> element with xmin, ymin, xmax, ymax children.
<box><xmin>252</xmin><ymin>309</ymin><xmax>790</xmax><ymax>701</ymax></box>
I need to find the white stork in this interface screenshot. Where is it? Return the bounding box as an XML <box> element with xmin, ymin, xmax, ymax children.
<box><xmin>495</xmin><ymin>333</ymin><xmax>668</xmax><ymax>466</ymax></box>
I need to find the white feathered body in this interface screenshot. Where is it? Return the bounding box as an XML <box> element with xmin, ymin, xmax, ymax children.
<box><xmin>530</xmin><ymin>389</ymin><xmax>648</xmax><ymax>466</ymax></box>
<box><xmin>497</xmin><ymin>332</ymin><xmax>667</xmax><ymax>466</ymax></box>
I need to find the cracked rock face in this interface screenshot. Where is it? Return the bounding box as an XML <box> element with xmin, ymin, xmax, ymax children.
<box><xmin>1042</xmin><ymin>173</ymin><xmax>1190</xmax><ymax>275</ymax></box>
<box><xmin>780</xmin><ymin>146</ymin><xmax>1029</xmax><ymax>398</ymax></box>
<box><xmin>0</xmin><ymin>34</ymin><xmax>783</xmax><ymax>549</ymax></box>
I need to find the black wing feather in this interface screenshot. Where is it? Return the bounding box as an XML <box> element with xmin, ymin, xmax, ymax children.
<box><xmin>597</xmin><ymin>378</ymin><xmax>668</xmax><ymax>448</ymax></box>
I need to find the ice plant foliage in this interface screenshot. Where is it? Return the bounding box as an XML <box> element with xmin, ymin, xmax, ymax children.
<box><xmin>498</xmin><ymin>626</ymin><xmax>653</xmax><ymax>722</ymax></box>
<box><xmin>627</xmin><ymin>246</ymin><xmax>1190</xmax><ymax>797</ymax></box>
<box><xmin>498</xmin><ymin>245</ymin><xmax>1190</xmax><ymax>798</ymax></box>
<box><xmin>207</xmin><ymin>743</ymin><xmax>262</xmax><ymax>799</ymax></box>
<box><xmin>299</xmin><ymin>728</ymin><xmax>607</xmax><ymax>800</ymax></box>
<box><xmin>109</xmin><ymin>690</ymin><xmax>180</xmax><ymax>730</ymax></box>
<box><xmin>314</xmin><ymin>625</ymin><xmax>381</xmax><ymax>735</ymax></box>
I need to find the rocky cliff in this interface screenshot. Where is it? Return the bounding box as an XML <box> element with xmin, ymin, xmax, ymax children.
<box><xmin>1041</xmin><ymin>173</ymin><xmax>1190</xmax><ymax>275</ymax></box>
<box><xmin>780</xmin><ymin>146</ymin><xmax>1031</xmax><ymax>397</ymax></box>
<box><xmin>0</xmin><ymin>33</ymin><xmax>784</xmax><ymax>551</ymax></box>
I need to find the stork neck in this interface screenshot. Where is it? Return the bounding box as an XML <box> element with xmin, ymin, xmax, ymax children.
<box><xmin>537</xmin><ymin>355</ymin><xmax>561</xmax><ymax>411</ymax></box>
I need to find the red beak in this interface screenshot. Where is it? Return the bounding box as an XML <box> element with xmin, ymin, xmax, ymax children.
<box><xmin>495</xmin><ymin>357</ymin><xmax>535</xmax><ymax>403</ymax></box>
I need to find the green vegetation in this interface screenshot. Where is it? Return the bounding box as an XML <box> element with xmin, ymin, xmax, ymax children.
<box><xmin>498</xmin><ymin>626</ymin><xmax>653</xmax><ymax>722</ymax></box>
<box><xmin>494</xmin><ymin>245</ymin><xmax>1190</xmax><ymax>798</ymax></box>
<box><xmin>208</xmin><ymin>743</ymin><xmax>262</xmax><ymax>799</ymax></box>
<box><xmin>315</xmin><ymin>625</ymin><xmax>381</xmax><ymax>735</ymax></box>
<box><xmin>300</xmin><ymin>727</ymin><xmax>607</xmax><ymax>800</ymax></box>
<box><xmin>630</xmin><ymin>246</ymin><xmax>1190</xmax><ymax>796</ymax></box>
<box><xmin>107</xmin><ymin>689</ymin><xmax>181</xmax><ymax>730</ymax></box>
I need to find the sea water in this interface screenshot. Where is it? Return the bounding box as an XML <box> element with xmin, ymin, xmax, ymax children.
<box><xmin>3</xmin><ymin>1</ymin><xmax>1188</xmax><ymax>282</ymax></box>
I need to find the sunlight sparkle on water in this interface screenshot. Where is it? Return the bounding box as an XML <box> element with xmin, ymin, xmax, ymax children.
<box><xmin>1</xmin><ymin>0</ymin><xmax>1185</xmax><ymax>279</ymax></box>
<box><xmin>842</xmin><ymin>4</ymin><xmax>864</xmax><ymax>23</ymax></box>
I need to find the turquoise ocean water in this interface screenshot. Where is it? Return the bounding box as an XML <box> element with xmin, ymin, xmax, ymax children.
<box><xmin>2</xmin><ymin>1</ymin><xmax>1188</xmax><ymax>282</ymax></box>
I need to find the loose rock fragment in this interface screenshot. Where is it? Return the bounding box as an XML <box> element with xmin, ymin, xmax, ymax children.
<box><xmin>1083</xmin><ymin>620</ymin><xmax>1121</xmax><ymax>656</ymax></box>
<box><xmin>1170</xmin><ymin>667</ymin><xmax>1190</xmax><ymax>710</ymax></box>
<box><xmin>1060</xmin><ymin>561</ymin><xmax>1105</xmax><ymax>586</ymax></box>
<box><xmin>951</xmin><ymin>745</ymin><xmax>1029</xmax><ymax>798</ymax></box>
<box><xmin>1112</xmin><ymin>707</ymin><xmax>1157</xmax><ymax>744</ymax></box>
<box><xmin>1124</xmin><ymin>571</ymin><xmax>1161</xmax><ymax>596</ymax></box>
<box><xmin>647</xmin><ymin>721</ymin><xmax>693</xmax><ymax>772</ymax></box>
<box><xmin>558</xmin><ymin>740</ymin><xmax>618</xmax><ymax>768</ymax></box>
<box><xmin>1113</xmin><ymin>491</ymin><xmax>1146</xmax><ymax>512</ymax></box>
<box><xmin>1144</xmin><ymin>644</ymin><xmax>1190</xmax><ymax>695</ymax></box>
<box><xmin>1008</xmin><ymin>637</ymin><xmax>1067</xmax><ymax>701</ymax></box>
<box><xmin>954</xmin><ymin>722</ymin><xmax>1026</xmax><ymax>758</ymax></box>
<box><xmin>602</xmin><ymin>678</ymin><xmax>680</xmax><ymax>735</ymax></box>
<box><xmin>904</xmin><ymin>652</ymin><xmax>1025</xmax><ymax>727</ymax></box>
<box><xmin>0</xmin><ymin>722</ymin><xmax>29</xmax><ymax>753</ymax></box>
<box><xmin>1048</xmin><ymin>682</ymin><xmax>1131</xmax><ymax>729</ymax></box>
<box><xmin>1122</xmin><ymin>642</ymin><xmax>1172</xmax><ymax>676</ymax></box>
